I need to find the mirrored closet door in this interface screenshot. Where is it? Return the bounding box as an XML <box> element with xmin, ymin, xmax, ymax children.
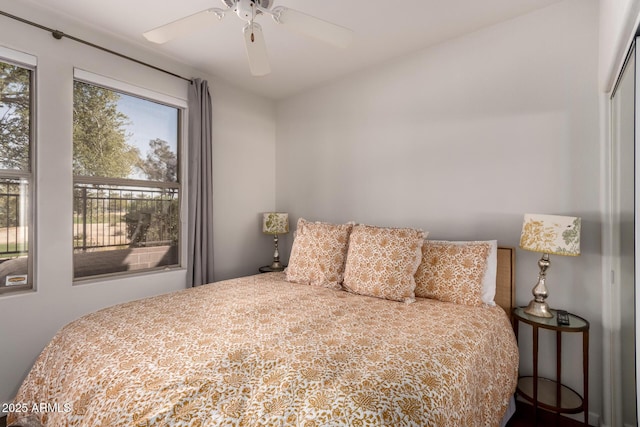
<box><xmin>611</xmin><ymin>37</ymin><xmax>638</xmax><ymax>427</ymax></box>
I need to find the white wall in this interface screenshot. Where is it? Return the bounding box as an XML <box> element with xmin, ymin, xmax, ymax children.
<box><xmin>0</xmin><ymin>0</ymin><xmax>276</xmax><ymax>406</ymax></box>
<box><xmin>212</xmin><ymin>82</ymin><xmax>277</xmax><ymax>280</ymax></box>
<box><xmin>276</xmin><ymin>0</ymin><xmax>602</xmax><ymax>423</ymax></box>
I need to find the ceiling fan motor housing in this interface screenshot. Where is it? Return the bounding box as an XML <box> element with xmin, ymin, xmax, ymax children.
<box><xmin>222</xmin><ymin>0</ymin><xmax>273</xmax><ymax>21</ymax></box>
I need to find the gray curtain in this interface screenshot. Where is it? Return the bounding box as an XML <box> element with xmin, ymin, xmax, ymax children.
<box><xmin>187</xmin><ymin>78</ymin><xmax>214</xmax><ymax>287</ymax></box>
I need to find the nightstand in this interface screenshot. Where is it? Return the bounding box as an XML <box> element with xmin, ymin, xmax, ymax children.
<box><xmin>512</xmin><ymin>307</ymin><xmax>589</xmax><ymax>426</ymax></box>
<box><xmin>259</xmin><ymin>265</ymin><xmax>285</xmax><ymax>273</ymax></box>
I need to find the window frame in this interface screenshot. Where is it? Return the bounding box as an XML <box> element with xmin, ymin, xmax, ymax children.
<box><xmin>71</xmin><ymin>69</ymin><xmax>186</xmax><ymax>283</ymax></box>
<box><xmin>0</xmin><ymin>48</ymin><xmax>37</xmax><ymax>295</ymax></box>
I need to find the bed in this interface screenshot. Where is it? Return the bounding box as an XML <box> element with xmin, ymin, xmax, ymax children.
<box><xmin>8</xmin><ymin>221</ymin><xmax>518</xmax><ymax>427</ymax></box>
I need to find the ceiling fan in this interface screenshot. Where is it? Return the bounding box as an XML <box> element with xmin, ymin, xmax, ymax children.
<box><xmin>143</xmin><ymin>0</ymin><xmax>353</xmax><ymax>77</ymax></box>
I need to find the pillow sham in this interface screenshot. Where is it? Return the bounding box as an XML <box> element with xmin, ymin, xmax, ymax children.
<box><xmin>414</xmin><ymin>240</ymin><xmax>492</xmax><ymax>307</ymax></box>
<box><xmin>285</xmin><ymin>218</ymin><xmax>354</xmax><ymax>290</ymax></box>
<box><xmin>342</xmin><ymin>224</ymin><xmax>425</xmax><ymax>303</ymax></box>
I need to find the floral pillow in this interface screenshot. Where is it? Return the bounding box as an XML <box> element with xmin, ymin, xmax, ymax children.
<box><xmin>285</xmin><ymin>218</ymin><xmax>354</xmax><ymax>290</ymax></box>
<box><xmin>342</xmin><ymin>225</ymin><xmax>425</xmax><ymax>303</ymax></box>
<box><xmin>414</xmin><ymin>240</ymin><xmax>491</xmax><ymax>306</ymax></box>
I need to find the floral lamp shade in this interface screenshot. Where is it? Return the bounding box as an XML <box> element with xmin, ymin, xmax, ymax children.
<box><xmin>519</xmin><ymin>213</ymin><xmax>581</xmax><ymax>318</ymax></box>
<box><xmin>262</xmin><ymin>213</ymin><xmax>289</xmax><ymax>235</ymax></box>
<box><xmin>520</xmin><ymin>214</ymin><xmax>581</xmax><ymax>256</ymax></box>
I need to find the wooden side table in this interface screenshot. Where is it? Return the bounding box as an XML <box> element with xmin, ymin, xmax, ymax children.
<box><xmin>512</xmin><ymin>307</ymin><xmax>589</xmax><ymax>426</ymax></box>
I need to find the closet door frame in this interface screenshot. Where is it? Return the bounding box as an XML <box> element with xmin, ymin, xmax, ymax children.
<box><xmin>609</xmin><ymin>36</ymin><xmax>639</xmax><ymax>427</ymax></box>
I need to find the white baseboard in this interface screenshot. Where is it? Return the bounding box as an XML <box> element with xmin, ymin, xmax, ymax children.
<box><xmin>588</xmin><ymin>411</ymin><xmax>600</xmax><ymax>426</ymax></box>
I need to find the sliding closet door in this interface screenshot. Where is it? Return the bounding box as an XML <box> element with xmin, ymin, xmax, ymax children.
<box><xmin>611</xmin><ymin>39</ymin><xmax>637</xmax><ymax>427</ymax></box>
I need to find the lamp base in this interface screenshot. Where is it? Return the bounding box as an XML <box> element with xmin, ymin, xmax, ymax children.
<box><xmin>523</xmin><ymin>253</ymin><xmax>554</xmax><ymax>318</ymax></box>
<box><xmin>523</xmin><ymin>300</ymin><xmax>553</xmax><ymax>318</ymax></box>
<box><xmin>269</xmin><ymin>261</ymin><xmax>284</xmax><ymax>270</ymax></box>
<box><xmin>269</xmin><ymin>234</ymin><xmax>283</xmax><ymax>271</ymax></box>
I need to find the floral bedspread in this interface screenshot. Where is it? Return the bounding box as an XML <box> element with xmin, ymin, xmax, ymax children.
<box><xmin>9</xmin><ymin>272</ymin><xmax>518</xmax><ymax>427</ymax></box>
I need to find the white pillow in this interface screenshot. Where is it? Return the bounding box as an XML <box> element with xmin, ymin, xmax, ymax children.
<box><xmin>481</xmin><ymin>240</ymin><xmax>498</xmax><ymax>306</ymax></box>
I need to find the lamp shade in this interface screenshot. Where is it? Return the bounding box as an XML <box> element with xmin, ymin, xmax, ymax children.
<box><xmin>262</xmin><ymin>212</ymin><xmax>289</xmax><ymax>235</ymax></box>
<box><xmin>519</xmin><ymin>213</ymin><xmax>581</xmax><ymax>256</ymax></box>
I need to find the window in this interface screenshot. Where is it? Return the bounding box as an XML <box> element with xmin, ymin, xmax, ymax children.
<box><xmin>72</xmin><ymin>73</ymin><xmax>182</xmax><ymax>280</ymax></box>
<box><xmin>0</xmin><ymin>54</ymin><xmax>34</xmax><ymax>294</ymax></box>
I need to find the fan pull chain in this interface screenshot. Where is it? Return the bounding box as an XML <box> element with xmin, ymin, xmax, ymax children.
<box><xmin>250</xmin><ymin>1</ymin><xmax>256</xmax><ymax>42</ymax></box>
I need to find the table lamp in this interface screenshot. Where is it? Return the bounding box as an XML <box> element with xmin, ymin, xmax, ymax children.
<box><xmin>262</xmin><ymin>212</ymin><xmax>289</xmax><ymax>270</ymax></box>
<box><xmin>519</xmin><ymin>213</ymin><xmax>581</xmax><ymax>318</ymax></box>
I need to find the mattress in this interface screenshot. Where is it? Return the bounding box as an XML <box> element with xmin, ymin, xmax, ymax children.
<box><xmin>9</xmin><ymin>272</ymin><xmax>518</xmax><ymax>426</ymax></box>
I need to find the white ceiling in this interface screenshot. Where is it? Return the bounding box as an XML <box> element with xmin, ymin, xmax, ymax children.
<box><xmin>18</xmin><ymin>0</ymin><xmax>563</xmax><ymax>99</ymax></box>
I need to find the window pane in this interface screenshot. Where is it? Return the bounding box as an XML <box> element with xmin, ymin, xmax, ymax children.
<box><xmin>73</xmin><ymin>183</ymin><xmax>179</xmax><ymax>279</ymax></box>
<box><xmin>73</xmin><ymin>78</ymin><xmax>181</xmax><ymax>281</ymax></box>
<box><xmin>119</xmin><ymin>93</ymin><xmax>179</xmax><ymax>182</ymax></box>
<box><xmin>73</xmin><ymin>81</ymin><xmax>178</xmax><ymax>182</ymax></box>
<box><xmin>0</xmin><ymin>62</ymin><xmax>31</xmax><ymax>170</ymax></box>
<box><xmin>0</xmin><ymin>178</ymin><xmax>30</xmax><ymax>290</ymax></box>
<box><xmin>0</xmin><ymin>58</ymin><xmax>32</xmax><ymax>295</ymax></box>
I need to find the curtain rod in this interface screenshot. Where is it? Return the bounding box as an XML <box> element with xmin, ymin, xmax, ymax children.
<box><xmin>0</xmin><ymin>9</ymin><xmax>192</xmax><ymax>83</ymax></box>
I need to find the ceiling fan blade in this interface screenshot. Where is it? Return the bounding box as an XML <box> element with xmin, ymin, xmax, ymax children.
<box><xmin>271</xmin><ymin>7</ymin><xmax>353</xmax><ymax>49</ymax></box>
<box><xmin>143</xmin><ymin>8</ymin><xmax>225</xmax><ymax>44</ymax></box>
<box><xmin>243</xmin><ymin>23</ymin><xmax>271</xmax><ymax>77</ymax></box>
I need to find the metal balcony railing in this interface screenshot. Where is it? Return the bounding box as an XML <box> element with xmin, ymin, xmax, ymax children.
<box><xmin>73</xmin><ymin>182</ymin><xmax>179</xmax><ymax>253</ymax></box>
<box><xmin>0</xmin><ymin>179</ymin><xmax>29</xmax><ymax>259</ymax></box>
<box><xmin>0</xmin><ymin>191</ymin><xmax>29</xmax><ymax>258</ymax></box>
<box><xmin>0</xmin><ymin>180</ymin><xmax>179</xmax><ymax>258</ymax></box>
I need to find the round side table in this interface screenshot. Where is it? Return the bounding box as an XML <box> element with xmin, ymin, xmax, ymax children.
<box><xmin>512</xmin><ymin>307</ymin><xmax>589</xmax><ymax>426</ymax></box>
